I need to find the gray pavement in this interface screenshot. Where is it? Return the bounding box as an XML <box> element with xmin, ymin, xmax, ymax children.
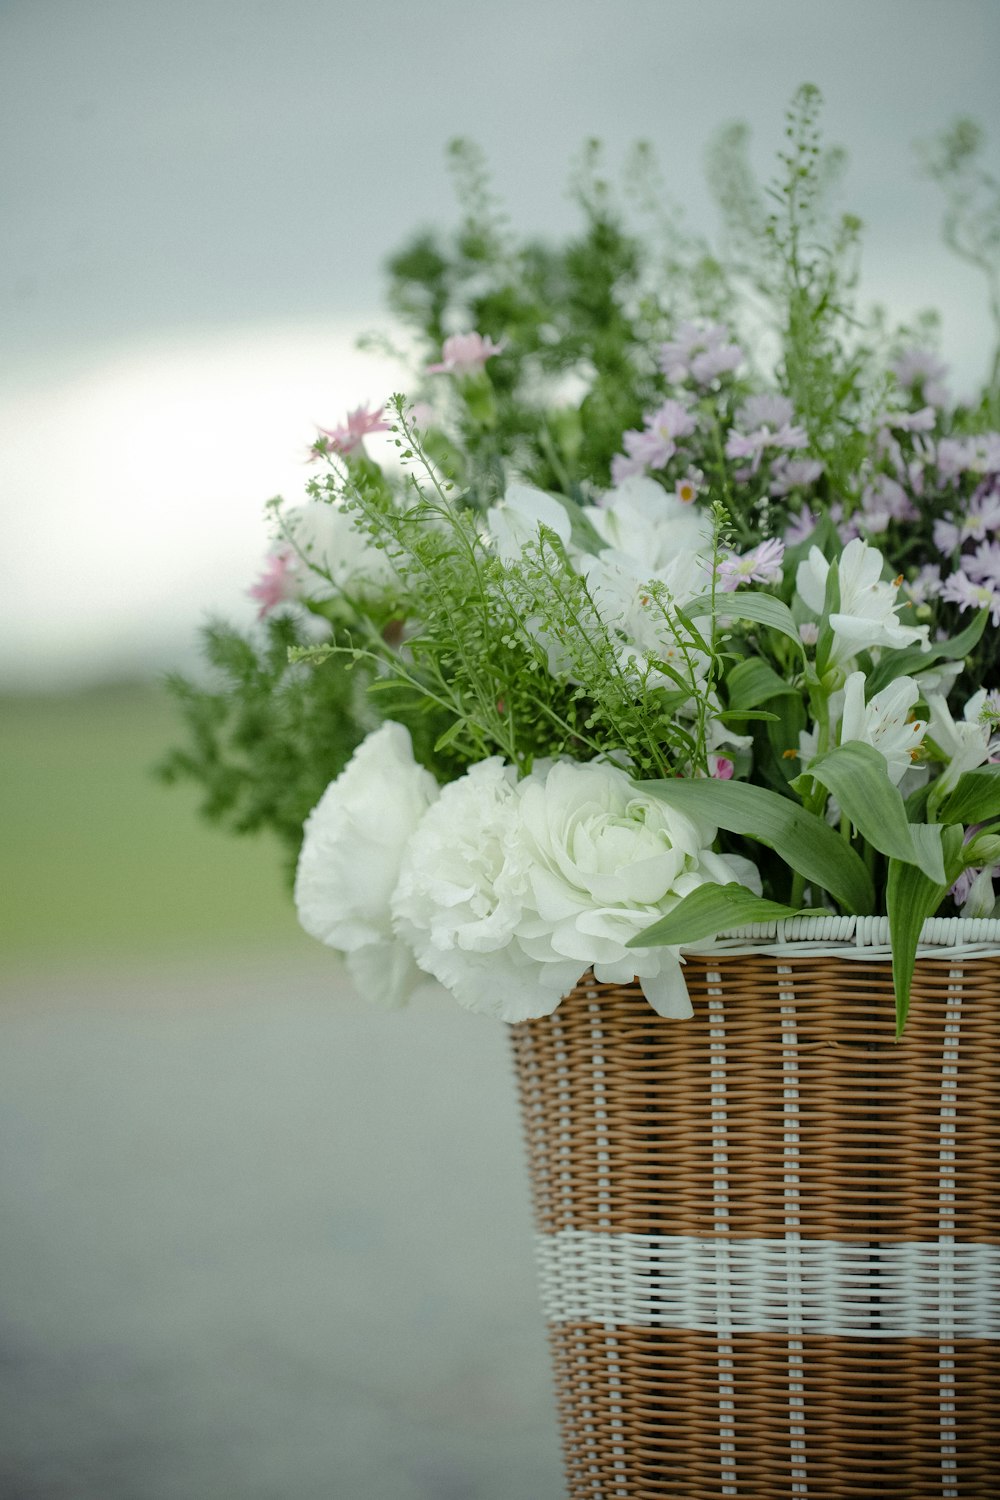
<box><xmin>0</xmin><ymin>951</ymin><xmax>563</xmax><ymax>1499</ymax></box>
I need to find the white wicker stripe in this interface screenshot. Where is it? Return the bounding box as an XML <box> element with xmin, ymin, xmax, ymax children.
<box><xmin>535</xmin><ymin>1230</ymin><xmax>1000</xmax><ymax>1339</ymax></box>
<box><xmin>686</xmin><ymin>914</ymin><xmax>1000</xmax><ymax>961</ymax></box>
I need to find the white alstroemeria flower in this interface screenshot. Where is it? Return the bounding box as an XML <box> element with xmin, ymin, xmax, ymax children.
<box><xmin>282</xmin><ymin>499</ymin><xmax>395</xmax><ymax>601</ymax></box>
<box><xmin>839</xmin><ymin>673</ymin><xmax>927</xmax><ymax>786</ymax></box>
<box><xmin>485</xmin><ymin>483</ymin><xmax>574</xmax><ymax>562</ymax></box>
<box><xmin>795</xmin><ymin>538</ymin><xmax>929</xmax><ymax>666</ymax></box>
<box><xmin>584</xmin><ymin>475</ymin><xmax>712</xmax><ymax>580</ymax></box>
<box><xmin>583</xmin><ymin>548</ymin><xmax>712</xmax><ymax>692</ymax></box>
<box><xmin>926</xmin><ymin>689</ymin><xmax>999</xmax><ymax>796</ymax></box>
<box><xmin>294</xmin><ymin>722</ymin><xmax>439</xmax><ymax>1007</ymax></box>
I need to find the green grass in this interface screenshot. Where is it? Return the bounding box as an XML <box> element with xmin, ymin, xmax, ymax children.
<box><xmin>0</xmin><ymin>681</ymin><xmax>302</xmax><ymax>975</ymax></box>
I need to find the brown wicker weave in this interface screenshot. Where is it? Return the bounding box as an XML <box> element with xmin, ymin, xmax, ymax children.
<box><xmin>510</xmin><ymin>945</ymin><xmax>1000</xmax><ymax>1499</ymax></box>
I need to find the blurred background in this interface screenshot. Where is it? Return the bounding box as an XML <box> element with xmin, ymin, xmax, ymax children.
<box><xmin>2</xmin><ymin>2</ymin><xmax>999</xmax><ymax>1496</ymax></box>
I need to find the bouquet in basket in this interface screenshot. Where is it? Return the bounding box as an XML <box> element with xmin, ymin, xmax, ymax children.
<box><xmin>162</xmin><ymin>86</ymin><xmax>1000</xmax><ymax>1034</ymax></box>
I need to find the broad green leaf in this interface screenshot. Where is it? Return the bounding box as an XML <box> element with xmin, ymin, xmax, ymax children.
<box><xmin>726</xmin><ymin>657</ymin><xmax>799</xmax><ymax>712</ymax></box>
<box><xmin>630</xmin><ymin>883</ymin><xmax>824</xmax><ymax>948</ymax></box>
<box><xmin>803</xmin><ymin>741</ymin><xmax>945</xmax><ymax>884</ymax></box>
<box><xmin>685</xmin><ymin>591</ymin><xmax>805</xmax><ymax>659</ymax></box>
<box><xmin>642</xmin><ymin>777</ymin><xmax>874</xmax><ymax>915</ymax></box>
<box><xmin>938</xmin><ymin>765</ymin><xmax>1000</xmax><ymax>827</ymax></box>
<box><xmin>887</xmin><ymin>824</ymin><xmax>965</xmax><ymax>1036</ymax></box>
<box><xmin>866</xmin><ymin>610</ymin><xmax>988</xmax><ymax>695</ymax></box>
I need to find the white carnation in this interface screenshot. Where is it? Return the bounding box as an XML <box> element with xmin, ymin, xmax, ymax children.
<box><xmin>392</xmin><ymin>759</ymin><xmax>583</xmax><ymax>1022</ymax></box>
<box><xmin>294</xmin><ymin>722</ymin><xmax>438</xmax><ymax>1007</ymax></box>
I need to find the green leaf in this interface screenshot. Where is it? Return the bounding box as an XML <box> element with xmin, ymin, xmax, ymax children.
<box><xmin>938</xmin><ymin>765</ymin><xmax>1000</xmax><ymax>827</ymax></box>
<box><xmin>686</xmin><ymin>591</ymin><xmax>805</xmax><ymax>659</ymax></box>
<box><xmin>866</xmin><ymin>610</ymin><xmax>988</xmax><ymax>695</ymax></box>
<box><xmin>887</xmin><ymin>824</ymin><xmax>965</xmax><ymax>1036</ymax></box>
<box><xmin>803</xmin><ymin>741</ymin><xmax>945</xmax><ymax>884</ymax></box>
<box><xmin>630</xmin><ymin>883</ymin><xmax>824</xmax><ymax>948</ymax></box>
<box><xmin>717</xmin><ymin>709</ymin><xmax>779</xmax><ymax>724</ymax></box>
<box><xmin>642</xmin><ymin>777</ymin><xmax>875</xmax><ymax>914</ymax></box>
<box><xmin>726</xmin><ymin>657</ymin><xmax>799</xmax><ymax>712</ymax></box>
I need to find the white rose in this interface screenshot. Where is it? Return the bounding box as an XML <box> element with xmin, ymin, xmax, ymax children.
<box><xmin>514</xmin><ymin>759</ymin><xmax>761</xmax><ymax>1019</ymax></box>
<box><xmin>392</xmin><ymin>759</ymin><xmax>583</xmax><ymax>1022</ymax></box>
<box><xmin>294</xmin><ymin>722</ymin><xmax>439</xmax><ymax>1006</ymax></box>
<box><xmin>284</xmin><ymin>499</ymin><xmax>395</xmax><ymax>601</ymax></box>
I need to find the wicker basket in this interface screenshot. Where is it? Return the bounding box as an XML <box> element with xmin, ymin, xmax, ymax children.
<box><xmin>510</xmin><ymin>917</ymin><xmax>1000</xmax><ymax>1499</ymax></box>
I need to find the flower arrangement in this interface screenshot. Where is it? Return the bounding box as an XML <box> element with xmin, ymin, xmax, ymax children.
<box><xmin>162</xmin><ymin>86</ymin><xmax>1000</xmax><ymax>1035</ymax></box>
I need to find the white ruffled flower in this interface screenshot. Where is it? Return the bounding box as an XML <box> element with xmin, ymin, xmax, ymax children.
<box><xmin>514</xmin><ymin>760</ymin><xmax>760</xmax><ymax>1020</ymax></box>
<box><xmin>294</xmin><ymin>722</ymin><xmax>439</xmax><ymax>1007</ymax></box>
<box><xmin>839</xmin><ymin>672</ymin><xmax>927</xmax><ymax>786</ymax></box>
<box><xmin>795</xmin><ymin>538</ymin><xmax>929</xmax><ymax>666</ymax></box>
<box><xmin>392</xmin><ymin>759</ymin><xmax>583</xmax><ymax>1022</ymax></box>
<box><xmin>394</xmin><ymin>757</ymin><xmax>760</xmax><ymax>1023</ymax></box>
<box><xmin>283</xmin><ymin>499</ymin><xmax>395</xmax><ymax>601</ymax></box>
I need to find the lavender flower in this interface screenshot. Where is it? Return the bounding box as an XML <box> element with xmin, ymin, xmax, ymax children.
<box><xmin>716</xmin><ymin>538</ymin><xmax>785</xmax><ymax>592</ymax></box>
<box><xmin>658</xmin><ymin>322</ymin><xmax>743</xmax><ymax>385</ymax></box>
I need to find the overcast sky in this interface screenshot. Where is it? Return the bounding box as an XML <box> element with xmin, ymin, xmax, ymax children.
<box><xmin>3</xmin><ymin>0</ymin><xmax>1000</xmax><ymax>687</ymax></box>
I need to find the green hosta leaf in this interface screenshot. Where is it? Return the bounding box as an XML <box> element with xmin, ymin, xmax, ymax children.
<box><xmin>803</xmin><ymin>741</ymin><xmax>946</xmax><ymax>884</ymax></box>
<box><xmin>887</xmin><ymin>824</ymin><xmax>965</xmax><ymax>1036</ymax></box>
<box><xmin>642</xmin><ymin>777</ymin><xmax>875</xmax><ymax>915</ymax></box>
<box><xmin>866</xmin><ymin>610</ymin><xmax>988</xmax><ymax>695</ymax></box>
<box><xmin>685</xmin><ymin>591</ymin><xmax>805</xmax><ymax>659</ymax></box>
<box><xmin>630</xmin><ymin>883</ymin><xmax>824</xmax><ymax>948</ymax></box>
<box><xmin>938</xmin><ymin>765</ymin><xmax>1000</xmax><ymax>827</ymax></box>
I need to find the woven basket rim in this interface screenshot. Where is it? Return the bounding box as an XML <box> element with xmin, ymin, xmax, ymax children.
<box><xmin>690</xmin><ymin>912</ymin><xmax>1000</xmax><ymax>961</ymax></box>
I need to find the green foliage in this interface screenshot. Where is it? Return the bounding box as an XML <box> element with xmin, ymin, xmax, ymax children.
<box><xmin>157</xmin><ymin>614</ymin><xmax>378</xmax><ymax>883</ymax></box>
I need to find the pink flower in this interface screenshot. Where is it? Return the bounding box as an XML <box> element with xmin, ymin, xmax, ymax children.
<box><xmin>968</xmin><ymin>540</ymin><xmax>1000</xmax><ymax>586</ymax></box>
<box><xmin>710</xmin><ymin>756</ymin><xmax>735</xmax><ymax>780</ymax></box>
<box><xmin>609</xmin><ymin>452</ymin><xmax>646</xmax><ymax>485</ymax></box>
<box><xmin>249</xmin><ymin>548</ymin><xmax>296</xmax><ymax>619</ymax></box>
<box><xmin>934</xmin><ymin>492</ymin><xmax>1000</xmax><ymax>552</ymax></box>
<box><xmin>621</xmin><ymin>398</ymin><xmax>696</xmax><ymax>470</ymax></box>
<box><xmin>725</xmin><ymin>423</ymin><xmax>808</xmax><ymax>474</ymax></box>
<box><xmin>903</xmin><ymin>564</ymin><xmax>942</xmax><ymax>606</ymax></box>
<box><xmin>770</xmin><ymin>456</ymin><xmax>824</xmax><ymax>498</ymax></box>
<box><xmin>314</xmin><ymin>403</ymin><xmax>390</xmax><ymax>457</ymax></box>
<box><xmin>716</xmin><ymin>538</ymin><xmax>785</xmax><ymax>592</ymax></box>
<box><xmin>659</xmin><ymin>322</ymin><xmax>742</xmax><ymax>384</ymax></box>
<box><xmin>427</xmin><ymin>332</ymin><xmax>504</xmax><ymax>374</ymax></box>
<box><xmin>890</xmin><ymin>349</ymin><xmax>950</xmax><ymax>407</ymax></box>
<box><xmin>783</xmin><ymin>504</ymin><xmax>819</xmax><ymax>545</ymax></box>
<box><xmin>736</xmin><ymin>395</ymin><xmax>795</xmax><ymax>430</ymax></box>
<box><xmin>940</xmin><ymin>569</ymin><xmax>1000</xmax><ymax>627</ymax></box>
<box><xmin>876</xmin><ymin>406</ymin><xmax>937</xmax><ymax>434</ymax></box>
